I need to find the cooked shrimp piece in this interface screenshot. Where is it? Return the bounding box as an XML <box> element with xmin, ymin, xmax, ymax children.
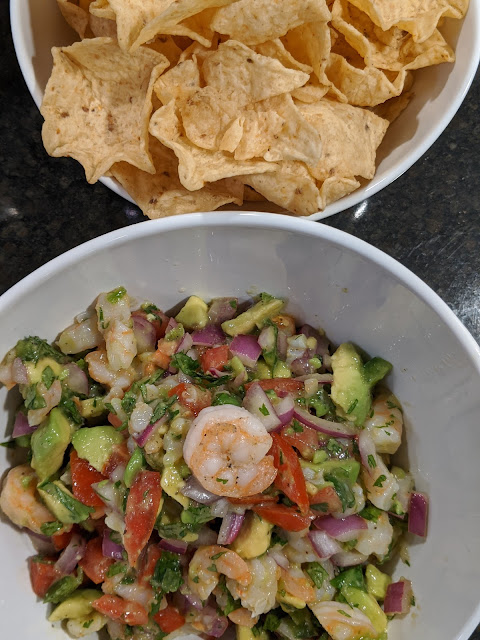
<box><xmin>354</xmin><ymin>512</ymin><xmax>393</xmax><ymax>560</ymax></box>
<box><xmin>183</xmin><ymin>406</ymin><xmax>276</xmax><ymax>498</ymax></box>
<box><xmin>0</xmin><ymin>465</ymin><xmax>56</xmax><ymax>534</ymax></box>
<box><xmin>361</xmin><ymin>456</ymin><xmax>399</xmax><ymax>512</ymax></box>
<box><xmin>188</xmin><ymin>545</ymin><xmax>251</xmax><ymax>601</ymax></box>
<box><xmin>85</xmin><ymin>349</ymin><xmax>136</xmax><ymax>400</ymax></box>
<box><xmin>227</xmin><ymin>555</ymin><xmax>279</xmax><ymax>617</ymax></box>
<box><xmin>96</xmin><ymin>289</ymin><xmax>137</xmax><ymax>371</ymax></box>
<box><xmin>279</xmin><ymin>566</ymin><xmax>316</xmax><ymax>603</ymax></box>
<box><xmin>27</xmin><ymin>379</ymin><xmax>62</xmax><ymax>426</ymax></box>
<box><xmin>57</xmin><ymin>316</ymin><xmax>104</xmax><ymax>354</ymax></box>
<box><xmin>310</xmin><ymin>601</ymin><xmax>378</xmax><ymax>640</ymax></box>
<box><xmin>227</xmin><ymin>608</ymin><xmax>258</xmax><ymax>628</ymax></box>
<box><xmin>364</xmin><ymin>392</ymin><xmax>403</xmax><ymax>454</ymax></box>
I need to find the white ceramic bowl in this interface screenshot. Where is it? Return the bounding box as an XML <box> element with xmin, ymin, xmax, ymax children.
<box><xmin>1</xmin><ymin>212</ymin><xmax>480</xmax><ymax>639</ymax></box>
<box><xmin>9</xmin><ymin>0</ymin><xmax>480</xmax><ymax>220</ymax></box>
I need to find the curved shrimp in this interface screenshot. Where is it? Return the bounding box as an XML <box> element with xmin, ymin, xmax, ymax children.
<box><xmin>361</xmin><ymin>455</ymin><xmax>399</xmax><ymax>512</ymax></box>
<box><xmin>363</xmin><ymin>392</ymin><xmax>403</xmax><ymax>454</ymax></box>
<box><xmin>57</xmin><ymin>315</ymin><xmax>104</xmax><ymax>355</ymax></box>
<box><xmin>27</xmin><ymin>379</ymin><xmax>62</xmax><ymax>426</ymax></box>
<box><xmin>96</xmin><ymin>290</ymin><xmax>137</xmax><ymax>371</ymax></box>
<box><xmin>354</xmin><ymin>512</ymin><xmax>393</xmax><ymax>560</ymax></box>
<box><xmin>310</xmin><ymin>601</ymin><xmax>378</xmax><ymax>640</ymax></box>
<box><xmin>227</xmin><ymin>555</ymin><xmax>279</xmax><ymax>617</ymax></box>
<box><xmin>188</xmin><ymin>545</ymin><xmax>251</xmax><ymax>601</ymax></box>
<box><xmin>85</xmin><ymin>349</ymin><xmax>136</xmax><ymax>400</ymax></box>
<box><xmin>183</xmin><ymin>406</ymin><xmax>276</xmax><ymax>498</ymax></box>
<box><xmin>0</xmin><ymin>465</ymin><xmax>57</xmax><ymax>534</ymax></box>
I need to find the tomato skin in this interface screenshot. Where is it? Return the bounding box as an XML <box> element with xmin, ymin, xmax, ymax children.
<box><xmin>124</xmin><ymin>470</ymin><xmax>162</xmax><ymax>567</ymax></box>
<box><xmin>52</xmin><ymin>529</ymin><xmax>75</xmax><ymax>551</ymax></box>
<box><xmin>309</xmin><ymin>485</ymin><xmax>342</xmax><ymax>515</ymax></box>
<box><xmin>153</xmin><ymin>606</ymin><xmax>185</xmax><ymax>632</ymax></box>
<box><xmin>200</xmin><ymin>345</ymin><xmax>229</xmax><ymax>373</ymax></box>
<box><xmin>229</xmin><ymin>494</ymin><xmax>279</xmax><ymax>505</ymax></box>
<box><xmin>245</xmin><ymin>379</ymin><xmax>304</xmax><ymax>394</ymax></box>
<box><xmin>168</xmin><ymin>383</ymin><xmax>212</xmax><ymax>416</ymax></box>
<box><xmin>252</xmin><ymin>504</ymin><xmax>313</xmax><ymax>532</ymax></box>
<box><xmin>70</xmin><ymin>450</ymin><xmax>106</xmax><ymax>507</ymax></box>
<box><xmin>28</xmin><ymin>557</ymin><xmax>60</xmax><ymax>598</ymax></box>
<box><xmin>93</xmin><ymin>594</ymin><xmax>149</xmax><ymax>626</ymax></box>
<box><xmin>270</xmin><ymin>433</ymin><xmax>310</xmax><ymax>514</ymax></box>
<box><xmin>138</xmin><ymin>544</ymin><xmax>162</xmax><ymax>586</ymax></box>
<box><xmin>281</xmin><ymin>424</ymin><xmax>319</xmax><ymax>459</ymax></box>
<box><xmin>79</xmin><ymin>537</ymin><xmax>114</xmax><ymax>584</ymax></box>
<box><xmin>108</xmin><ymin>412</ymin><xmax>123</xmax><ymax>428</ymax></box>
<box><xmin>103</xmin><ymin>442</ymin><xmax>130</xmax><ymax>477</ymax></box>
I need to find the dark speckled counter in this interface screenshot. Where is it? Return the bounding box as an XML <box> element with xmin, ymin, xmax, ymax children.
<box><xmin>1</xmin><ymin>1</ymin><xmax>480</xmax><ymax>637</ymax></box>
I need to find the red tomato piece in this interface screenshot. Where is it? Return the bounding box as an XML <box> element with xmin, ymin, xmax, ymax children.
<box><xmin>168</xmin><ymin>383</ymin><xmax>212</xmax><ymax>416</ymax></box>
<box><xmin>252</xmin><ymin>504</ymin><xmax>313</xmax><ymax>532</ymax></box>
<box><xmin>309</xmin><ymin>485</ymin><xmax>342</xmax><ymax>515</ymax></box>
<box><xmin>245</xmin><ymin>379</ymin><xmax>304</xmax><ymax>394</ymax></box>
<box><xmin>200</xmin><ymin>345</ymin><xmax>229</xmax><ymax>373</ymax></box>
<box><xmin>79</xmin><ymin>537</ymin><xmax>114</xmax><ymax>584</ymax></box>
<box><xmin>103</xmin><ymin>441</ymin><xmax>130</xmax><ymax>477</ymax></box>
<box><xmin>70</xmin><ymin>450</ymin><xmax>106</xmax><ymax>507</ymax></box>
<box><xmin>124</xmin><ymin>470</ymin><xmax>162</xmax><ymax>567</ymax></box>
<box><xmin>228</xmin><ymin>494</ymin><xmax>279</xmax><ymax>505</ymax></box>
<box><xmin>154</xmin><ymin>606</ymin><xmax>185</xmax><ymax>633</ymax></box>
<box><xmin>28</xmin><ymin>557</ymin><xmax>60</xmax><ymax>598</ymax></box>
<box><xmin>270</xmin><ymin>433</ymin><xmax>310</xmax><ymax>514</ymax></box>
<box><xmin>281</xmin><ymin>424</ymin><xmax>319</xmax><ymax>459</ymax></box>
<box><xmin>108</xmin><ymin>412</ymin><xmax>123</xmax><ymax>428</ymax></box>
<box><xmin>52</xmin><ymin>529</ymin><xmax>75</xmax><ymax>551</ymax></box>
<box><xmin>138</xmin><ymin>544</ymin><xmax>162</xmax><ymax>586</ymax></box>
<box><xmin>93</xmin><ymin>594</ymin><xmax>149</xmax><ymax>626</ymax></box>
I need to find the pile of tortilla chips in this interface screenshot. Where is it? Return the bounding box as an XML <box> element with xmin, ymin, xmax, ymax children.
<box><xmin>42</xmin><ymin>0</ymin><xmax>469</xmax><ymax>217</ymax></box>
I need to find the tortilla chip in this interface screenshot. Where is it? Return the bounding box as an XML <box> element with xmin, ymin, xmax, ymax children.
<box><xmin>373</xmin><ymin>88</ymin><xmax>414</xmax><ymax>124</ymax></box>
<box><xmin>89</xmin><ymin>0</ymin><xmax>116</xmax><ymax>20</ymax></box>
<box><xmin>331</xmin><ymin>0</ymin><xmax>455</xmax><ymax>71</ymax></box>
<box><xmin>254</xmin><ymin>39</ymin><xmax>313</xmax><ymax>74</ymax></box>
<box><xmin>154</xmin><ymin>58</ymin><xmax>201</xmax><ymax>105</ymax></box>
<box><xmin>149</xmin><ymin>100</ymin><xmax>277</xmax><ymax>191</ymax></box>
<box><xmin>110</xmin><ymin>136</ymin><xmax>243</xmax><ymax>218</ymax></box>
<box><xmin>41</xmin><ymin>38</ymin><xmax>169</xmax><ymax>183</ymax></box>
<box><xmin>211</xmin><ymin>0</ymin><xmax>331</xmax><ymax>46</ymax></box>
<box><xmin>243</xmin><ymin>185</ymin><xmax>267</xmax><ymax>202</ymax></box>
<box><xmin>147</xmin><ymin>35</ymin><xmax>183</xmax><ymax>66</ymax></box>
<box><xmin>202</xmin><ymin>40</ymin><xmax>309</xmax><ymax>108</ymax></box>
<box><xmin>89</xmin><ymin>13</ymin><xmax>117</xmax><ymax>37</ymax></box>
<box><xmin>57</xmin><ymin>0</ymin><xmax>90</xmax><ymax>39</ymax></box>
<box><xmin>242</xmin><ymin>162</ymin><xmax>323</xmax><ymax>216</ymax></box>
<box><xmin>348</xmin><ymin>0</ymin><xmax>469</xmax><ymax>42</ymax></box>
<box><xmin>291</xmin><ymin>79</ymin><xmax>330</xmax><ymax>103</ymax></box>
<box><xmin>318</xmin><ymin>175</ymin><xmax>360</xmax><ymax>208</ymax></box>
<box><xmin>299</xmin><ymin>99</ymin><xmax>388</xmax><ymax>181</ymax></box>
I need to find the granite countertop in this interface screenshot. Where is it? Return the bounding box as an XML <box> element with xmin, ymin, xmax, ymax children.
<box><xmin>1</xmin><ymin>0</ymin><xmax>480</xmax><ymax>637</ymax></box>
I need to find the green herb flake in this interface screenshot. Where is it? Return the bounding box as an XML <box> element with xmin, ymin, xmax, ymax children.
<box><xmin>150</xmin><ymin>551</ymin><xmax>184</xmax><ymax>614</ymax></box>
<box><xmin>41</xmin><ymin>366</ymin><xmax>55</xmax><ymax>390</ymax></box>
<box><xmin>306</xmin><ymin>562</ymin><xmax>328</xmax><ymax>589</ymax></box>
<box><xmin>346</xmin><ymin>399</ymin><xmax>358</xmax><ymax>414</ymax></box>
<box><xmin>338</xmin><ymin>610</ymin><xmax>351</xmax><ymax>618</ymax></box>
<box><xmin>171</xmin><ymin>353</ymin><xmax>230</xmax><ymax>388</ymax></box>
<box><xmin>40</xmin><ymin>521</ymin><xmax>63</xmax><ymax>536</ymax></box>
<box><xmin>373</xmin><ymin>474</ymin><xmax>387</xmax><ymax>488</ymax></box>
<box><xmin>106</xmin><ymin>286</ymin><xmax>127</xmax><ymax>304</ymax></box>
<box><xmin>291</xmin><ymin>420</ymin><xmax>304</xmax><ymax>433</ymax></box>
<box><xmin>216</xmin><ymin>478</ymin><xmax>228</xmax><ymax>484</ymax></box>
<box><xmin>259</xmin><ymin>403</ymin><xmax>270</xmax><ymax>416</ymax></box>
<box><xmin>367</xmin><ymin>455</ymin><xmax>377</xmax><ymax>469</ymax></box>
<box><xmin>82</xmin><ymin>620</ymin><xmax>93</xmax><ymax>629</ymax></box>
<box><xmin>212</xmin><ymin>392</ymin><xmax>242</xmax><ymax>407</ymax></box>
<box><xmin>15</xmin><ymin>336</ymin><xmax>67</xmax><ymax>364</ymax></box>
<box><xmin>43</xmin><ymin>569</ymin><xmax>83</xmax><ymax>604</ymax></box>
<box><xmin>228</xmin><ymin>300</ymin><xmax>237</xmax><ymax>309</ymax></box>
<box><xmin>207</xmin><ymin>563</ymin><xmax>217</xmax><ymax>572</ymax></box>
<box><xmin>311</xmin><ymin>502</ymin><xmax>329</xmax><ymax>513</ymax></box>
<box><xmin>106</xmin><ymin>563</ymin><xmax>127</xmax><ymax>578</ymax></box>
<box><xmin>359</xmin><ymin>504</ymin><xmax>382</xmax><ymax>522</ymax></box>
<box><xmin>192</xmin><ymin>576</ymin><xmax>199</xmax><ymax>584</ymax></box>
<box><xmin>211</xmin><ymin>552</ymin><xmax>226</xmax><ymax>560</ymax></box>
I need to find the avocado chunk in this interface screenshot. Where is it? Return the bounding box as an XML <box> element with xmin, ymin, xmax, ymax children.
<box><xmin>25</xmin><ymin>357</ymin><xmax>66</xmax><ymax>384</ymax></box>
<box><xmin>277</xmin><ymin>577</ymin><xmax>306</xmax><ymax>609</ymax></box>
<box><xmin>78</xmin><ymin>397</ymin><xmax>106</xmax><ymax>419</ymax></box>
<box><xmin>222</xmin><ymin>296</ymin><xmax>284</xmax><ymax>337</ymax></box>
<box><xmin>237</xmin><ymin>626</ymin><xmax>269</xmax><ymax>640</ymax></box>
<box><xmin>230</xmin><ymin>512</ymin><xmax>273</xmax><ymax>559</ymax></box>
<box><xmin>365</xmin><ymin>564</ymin><xmax>391</xmax><ymax>601</ymax></box>
<box><xmin>48</xmin><ymin>589</ymin><xmax>101</xmax><ymax>622</ymax></box>
<box><xmin>38</xmin><ymin>480</ymin><xmax>94</xmax><ymax>523</ymax></box>
<box><xmin>31</xmin><ymin>408</ymin><xmax>73</xmax><ymax>482</ymax></box>
<box><xmin>72</xmin><ymin>426</ymin><xmax>124</xmax><ymax>473</ymax></box>
<box><xmin>175</xmin><ymin>296</ymin><xmax>208</xmax><ymax>330</ymax></box>
<box><xmin>341</xmin><ymin>586</ymin><xmax>388</xmax><ymax>634</ymax></box>
<box><xmin>330</xmin><ymin>343</ymin><xmax>392</xmax><ymax>427</ymax></box>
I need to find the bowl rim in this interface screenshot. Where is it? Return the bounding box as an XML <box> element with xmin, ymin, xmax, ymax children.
<box><xmin>8</xmin><ymin>0</ymin><xmax>480</xmax><ymax>221</ymax></box>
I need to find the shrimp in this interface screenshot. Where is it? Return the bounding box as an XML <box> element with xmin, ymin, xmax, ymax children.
<box><xmin>183</xmin><ymin>405</ymin><xmax>277</xmax><ymax>498</ymax></box>
<box><xmin>279</xmin><ymin>566</ymin><xmax>316</xmax><ymax>603</ymax></box>
<box><xmin>27</xmin><ymin>379</ymin><xmax>62</xmax><ymax>426</ymax></box>
<box><xmin>65</xmin><ymin>613</ymin><xmax>107</xmax><ymax>638</ymax></box>
<box><xmin>188</xmin><ymin>545</ymin><xmax>251</xmax><ymax>601</ymax></box>
<box><xmin>57</xmin><ymin>316</ymin><xmax>104</xmax><ymax>354</ymax></box>
<box><xmin>227</xmin><ymin>555</ymin><xmax>278</xmax><ymax>617</ymax></box>
<box><xmin>0</xmin><ymin>465</ymin><xmax>56</xmax><ymax>534</ymax></box>
<box><xmin>354</xmin><ymin>512</ymin><xmax>393</xmax><ymax>560</ymax></box>
<box><xmin>363</xmin><ymin>392</ymin><xmax>403</xmax><ymax>454</ymax></box>
<box><xmin>361</xmin><ymin>456</ymin><xmax>399</xmax><ymax>512</ymax></box>
<box><xmin>310</xmin><ymin>601</ymin><xmax>377</xmax><ymax>640</ymax></box>
<box><xmin>85</xmin><ymin>349</ymin><xmax>136</xmax><ymax>400</ymax></box>
<box><xmin>96</xmin><ymin>290</ymin><xmax>137</xmax><ymax>371</ymax></box>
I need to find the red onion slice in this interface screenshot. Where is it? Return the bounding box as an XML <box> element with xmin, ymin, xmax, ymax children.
<box><xmin>102</xmin><ymin>528</ymin><xmax>124</xmax><ymax>560</ymax></box>
<box><xmin>180</xmin><ymin>475</ymin><xmax>220</xmax><ymax>505</ymax></box>
<box><xmin>293</xmin><ymin>406</ymin><xmax>355</xmax><ymax>438</ymax></box>
<box><xmin>258</xmin><ymin>325</ymin><xmax>276</xmax><ymax>351</ymax></box>
<box><xmin>408</xmin><ymin>492</ymin><xmax>428</xmax><ymax>537</ymax></box>
<box><xmin>134</xmin><ymin>413</ymin><xmax>168</xmax><ymax>448</ymax></box>
<box><xmin>195</xmin><ymin>606</ymin><xmax>229</xmax><ymax>638</ymax></box>
<box><xmin>55</xmin><ymin>533</ymin><xmax>86</xmax><ymax>574</ymax></box>
<box><xmin>274</xmin><ymin>394</ymin><xmax>295</xmax><ymax>427</ymax></box>
<box><xmin>12</xmin><ymin>357</ymin><xmax>29</xmax><ymax>384</ymax></box>
<box><xmin>384</xmin><ymin>579</ymin><xmax>413</xmax><ymax>614</ymax></box>
<box><xmin>308</xmin><ymin>530</ymin><xmax>342</xmax><ymax>559</ymax></box>
<box><xmin>269</xmin><ymin>549</ymin><xmax>290</xmax><ymax>570</ymax></box>
<box><xmin>294</xmin><ymin>373</ymin><xmax>333</xmax><ymax>383</ymax></box>
<box><xmin>217</xmin><ymin>512</ymin><xmax>244</xmax><ymax>545</ymax></box>
<box><xmin>243</xmin><ymin>382</ymin><xmax>281</xmax><ymax>432</ymax></box>
<box><xmin>158</xmin><ymin>538</ymin><xmax>188</xmax><ymax>554</ymax></box>
<box><xmin>299</xmin><ymin>325</ymin><xmax>330</xmax><ymax>358</ymax></box>
<box><xmin>208</xmin><ymin>298</ymin><xmax>238</xmax><ymax>325</ymax></box>
<box><xmin>357</xmin><ymin>430</ymin><xmax>378</xmax><ymax>477</ymax></box>
<box><xmin>277</xmin><ymin>331</ymin><xmax>288</xmax><ymax>360</ymax></box>
<box><xmin>132</xmin><ymin>313</ymin><xmax>157</xmax><ymax>353</ymax></box>
<box><xmin>230</xmin><ymin>335</ymin><xmax>262</xmax><ymax>368</ymax></box>
<box><xmin>65</xmin><ymin>362</ymin><xmax>89</xmax><ymax>396</ymax></box>
<box><xmin>191</xmin><ymin>325</ymin><xmax>225</xmax><ymax>346</ymax></box>
<box><xmin>176</xmin><ymin>332</ymin><xmax>194</xmax><ymax>354</ymax></box>
<box><xmin>314</xmin><ymin>515</ymin><xmax>367</xmax><ymax>542</ymax></box>
<box><xmin>12</xmin><ymin>411</ymin><xmax>38</xmax><ymax>438</ymax></box>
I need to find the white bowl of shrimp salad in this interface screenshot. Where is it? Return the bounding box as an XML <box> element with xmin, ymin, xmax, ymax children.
<box><xmin>1</xmin><ymin>212</ymin><xmax>480</xmax><ymax>640</ymax></box>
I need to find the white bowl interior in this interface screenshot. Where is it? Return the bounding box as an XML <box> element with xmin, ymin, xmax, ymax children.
<box><xmin>1</xmin><ymin>213</ymin><xmax>480</xmax><ymax>639</ymax></box>
<box><xmin>9</xmin><ymin>0</ymin><xmax>480</xmax><ymax>219</ymax></box>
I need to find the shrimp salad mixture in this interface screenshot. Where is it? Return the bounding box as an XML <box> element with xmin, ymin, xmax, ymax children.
<box><xmin>0</xmin><ymin>288</ymin><xmax>428</xmax><ymax>640</ymax></box>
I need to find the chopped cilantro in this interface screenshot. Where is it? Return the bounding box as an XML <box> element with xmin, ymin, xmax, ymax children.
<box><xmin>386</xmin><ymin>400</ymin><xmax>400</xmax><ymax>410</ymax></box>
<box><xmin>324</xmin><ymin>468</ymin><xmax>355</xmax><ymax>512</ymax></box>
<box><xmin>347</xmin><ymin>399</ymin><xmax>358</xmax><ymax>414</ymax></box>
<box><xmin>207</xmin><ymin>563</ymin><xmax>217</xmax><ymax>572</ymax></box>
<box><xmin>216</xmin><ymin>478</ymin><xmax>228</xmax><ymax>484</ymax></box>
<box><xmin>58</xmin><ymin>388</ymin><xmax>84</xmax><ymax>425</ymax></box>
<box><xmin>259</xmin><ymin>403</ymin><xmax>270</xmax><ymax>416</ymax></box>
<box><xmin>24</xmin><ymin>384</ymin><xmax>47</xmax><ymax>411</ymax></box>
<box><xmin>82</xmin><ymin>620</ymin><xmax>93</xmax><ymax>629</ymax></box>
<box><xmin>263</xmin><ymin>611</ymin><xmax>282</xmax><ymax>632</ymax></box>
<box><xmin>330</xmin><ymin>566</ymin><xmax>366</xmax><ymax>592</ymax></box>
<box><xmin>367</xmin><ymin>454</ymin><xmax>377</xmax><ymax>469</ymax></box>
<box><xmin>180</xmin><ymin>504</ymin><xmax>215</xmax><ymax>526</ymax></box>
<box><xmin>106</xmin><ymin>563</ymin><xmax>127</xmax><ymax>578</ymax></box>
<box><xmin>259</xmin><ymin>292</ymin><xmax>276</xmax><ymax>304</ymax></box>
<box><xmin>150</xmin><ymin>551</ymin><xmax>183</xmax><ymax>614</ymax></box>
<box><xmin>98</xmin><ymin>307</ymin><xmax>109</xmax><ymax>330</ymax></box>
<box><xmin>15</xmin><ymin>336</ymin><xmax>67</xmax><ymax>364</ymax></box>
<box><xmin>121</xmin><ymin>390</ymin><xmax>137</xmax><ymax>416</ymax></box>
<box><xmin>43</xmin><ymin>569</ymin><xmax>83</xmax><ymax>603</ymax></box>
<box><xmin>373</xmin><ymin>474</ymin><xmax>387</xmax><ymax>488</ymax></box>
<box><xmin>106</xmin><ymin>286</ymin><xmax>127</xmax><ymax>304</ymax></box>
<box><xmin>310</xmin><ymin>502</ymin><xmax>329</xmax><ymax>513</ymax></box>
<box><xmin>40</xmin><ymin>521</ymin><xmax>63</xmax><ymax>536</ymax></box>
<box><xmin>41</xmin><ymin>366</ymin><xmax>55</xmax><ymax>390</ymax></box>
<box><xmin>338</xmin><ymin>610</ymin><xmax>351</xmax><ymax>618</ymax></box>
<box><xmin>212</xmin><ymin>392</ymin><xmax>242</xmax><ymax>407</ymax></box>
<box><xmin>228</xmin><ymin>300</ymin><xmax>237</xmax><ymax>309</ymax></box>
<box><xmin>291</xmin><ymin>420</ymin><xmax>304</xmax><ymax>433</ymax></box>
<box><xmin>211</xmin><ymin>551</ymin><xmax>226</xmax><ymax>560</ymax></box>
<box><xmin>306</xmin><ymin>562</ymin><xmax>328</xmax><ymax>589</ymax></box>
<box><xmin>170</xmin><ymin>353</ymin><xmax>230</xmax><ymax>388</ymax></box>
<box><xmin>105</xmin><ymin>402</ymin><xmax>116</xmax><ymax>414</ymax></box>
<box><xmin>360</xmin><ymin>504</ymin><xmax>382</xmax><ymax>522</ymax></box>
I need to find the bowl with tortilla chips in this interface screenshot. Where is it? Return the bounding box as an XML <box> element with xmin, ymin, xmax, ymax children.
<box><xmin>10</xmin><ymin>0</ymin><xmax>480</xmax><ymax>219</ymax></box>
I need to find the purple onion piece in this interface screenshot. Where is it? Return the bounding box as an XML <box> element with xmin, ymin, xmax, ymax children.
<box><xmin>273</xmin><ymin>394</ymin><xmax>295</xmax><ymax>427</ymax></box>
<box><xmin>158</xmin><ymin>538</ymin><xmax>188</xmax><ymax>554</ymax></box>
<box><xmin>102</xmin><ymin>528</ymin><xmax>124</xmax><ymax>560</ymax></box>
<box><xmin>408</xmin><ymin>492</ymin><xmax>428</xmax><ymax>537</ymax></box>
<box><xmin>243</xmin><ymin>382</ymin><xmax>282</xmax><ymax>432</ymax></box>
<box><xmin>293</xmin><ymin>406</ymin><xmax>356</xmax><ymax>438</ymax></box>
<box><xmin>165</xmin><ymin>317</ymin><xmax>179</xmax><ymax>334</ymax></box>
<box><xmin>308</xmin><ymin>530</ymin><xmax>342</xmax><ymax>559</ymax></box>
<box><xmin>176</xmin><ymin>332</ymin><xmax>193</xmax><ymax>354</ymax></box>
<box><xmin>217</xmin><ymin>512</ymin><xmax>244</xmax><ymax>545</ymax></box>
<box><xmin>12</xmin><ymin>357</ymin><xmax>28</xmax><ymax>384</ymax></box>
<box><xmin>229</xmin><ymin>335</ymin><xmax>262</xmax><ymax>368</ymax></box>
<box><xmin>384</xmin><ymin>580</ymin><xmax>413</xmax><ymax>615</ymax></box>
<box><xmin>180</xmin><ymin>475</ymin><xmax>220</xmax><ymax>505</ymax></box>
<box><xmin>313</xmin><ymin>514</ymin><xmax>367</xmax><ymax>542</ymax></box>
<box><xmin>55</xmin><ymin>534</ymin><xmax>86</xmax><ymax>574</ymax></box>
<box><xmin>132</xmin><ymin>314</ymin><xmax>157</xmax><ymax>353</ymax></box>
<box><xmin>12</xmin><ymin>411</ymin><xmax>37</xmax><ymax>438</ymax></box>
<box><xmin>64</xmin><ymin>362</ymin><xmax>89</xmax><ymax>396</ymax></box>
<box><xmin>134</xmin><ymin>413</ymin><xmax>168</xmax><ymax>448</ymax></box>
<box><xmin>191</xmin><ymin>325</ymin><xmax>226</xmax><ymax>346</ymax></box>
<box><xmin>208</xmin><ymin>298</ymin><xmax>238</xmax><ymax>325</ymax></box>
<box><xmin>197</xmin><ymin>606</ymin><xmax>229</xmax><ymax>638</ymax></box>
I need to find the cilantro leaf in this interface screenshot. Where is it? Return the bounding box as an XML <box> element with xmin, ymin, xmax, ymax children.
<box><xmin>305</xmin><ymin>562</ymin><xmax>328</xmax><ymax>589</ymax></box>
<box><xmin>170</xmin><ymin>353</ymin><xmax>230</xmax><ymax>388</ymax></box>
<box><xmin>15</xmin><ymin>336</ymin><xmax>68</xmax><ymax>364</ymax></box>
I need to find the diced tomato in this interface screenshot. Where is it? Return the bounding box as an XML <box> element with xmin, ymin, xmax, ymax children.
<box><xmin>253</xmin><ymin>503</ymin><xmax>313</xmax><ymax>532</ymax></box>
<box><xmin>28</xmin><ymin>557</ymin><xmax>60</xmax><ymax>598</ymax></box>
<box><xmin>309</xmin><ymin>485</ymin><xmax>342</xmax><ymax>515</ymax></box>
<box><xmin>281</xmin><ymin>424</ymin><xmax>319</xmax><ymax>459</ymax></box>
<box><xmin>168</xmin><ymin>382</ymin><xmax>212</xmax><ymax>416</ymax></box>
<box><xmin>93</xmin><ymin>594</ymin><xmax>149</xmax><ymax>626</ymax></box>
<box><xmin>245</xmin><ymin>379</ymin><xmax>304</xmax><ymax>394</ymax></box>
<box><xmin>200</xmin><ymin>345</ymin><xmax>229</xmax><ymax>373</ymax></box>
<box><xmin>138</xmin><ymin>544</ymin><xmax>162</xmax><ymax>586</ymax></box>
<box><xmin>270</xmin><ymin>433</ymin><xmax>310</xmax><ymax>514</ymax></box>
<box><xmin>108</xmin><ymin>412</ymin><xmax>123</xmax><ymax>428</ymax></box>
<box><xmin>79</xmin><ymin>537</ymin><xmax>114</xmax><ymax>584</ymax></box>
<box><xmin>154</xmin><ymin>606</ymin><xmax>185</xmax><ymax>633</ymax></box>
<box><xmin>124</xmin><ymin>470</ymin><xmax>162</xmax><ymax>567</ymax></box>
<box><xmin>228</xmin><ymin>494</ymin><xmax>279</xmax><ymax>505</ymax></box>
<box><xmin>52</xmin><ymin>529</ymin><xmax>75</xmax><ymax>551</ymax></box>
<box><xmin>70</xmin><ymin>450</ymin><xmax>107</xmax><ymax>507</ymax></box>
<box><xmin>103</xmin><ymin>441</ymin><xmax>130</xmax><ymax>477</ymax></box>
